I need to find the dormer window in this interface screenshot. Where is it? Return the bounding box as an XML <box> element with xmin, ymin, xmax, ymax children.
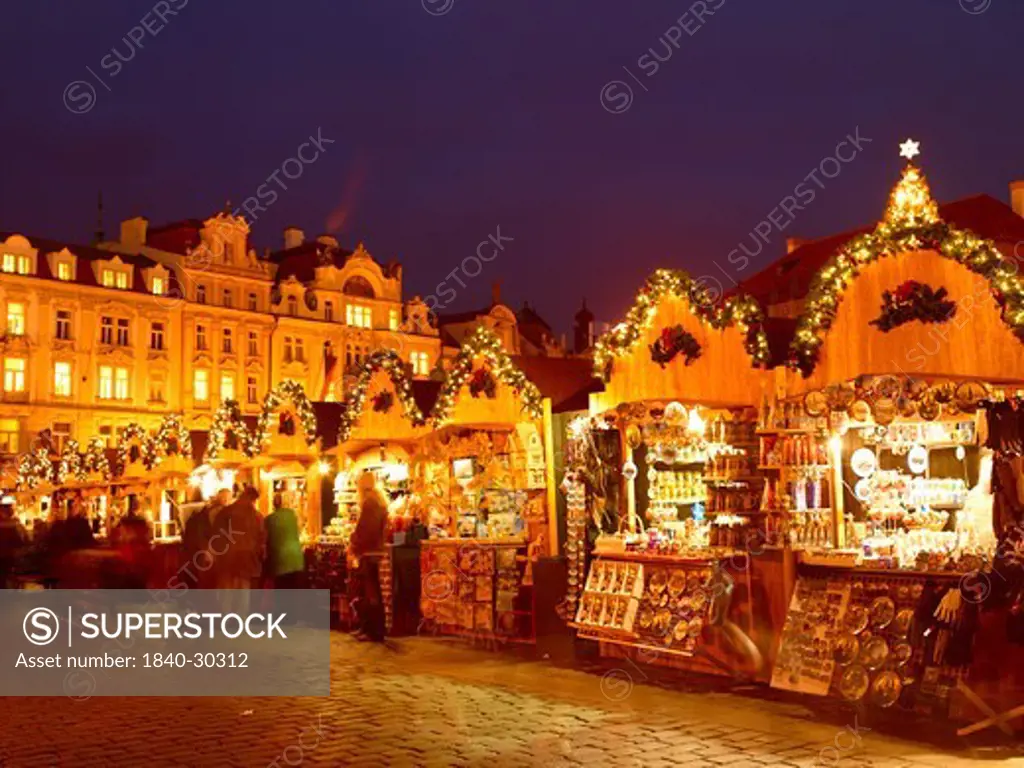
<box><xmin>3</xmin><ymin>253</ymin><xmax>31</xmax><ymax>275</ymax></box>
<box><xmin>152</xmin><ymin>276</ymin><xmax>165</xmax><ymax>296</ymax></box>
<box><xmin>102</xmin><ymin>269</ymin><xmax>129</xmax><ymax>290</ymax></box>
<box><xmin>57</xmin><ymin>262</ymin><xmax>73</xmax><ymax>281</ymax></box>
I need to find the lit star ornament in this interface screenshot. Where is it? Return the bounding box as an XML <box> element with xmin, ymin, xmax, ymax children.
<box><xmin>899</xmin><ymin>139</ymin><xmax>921</xmax><ymax>161</ymax></box>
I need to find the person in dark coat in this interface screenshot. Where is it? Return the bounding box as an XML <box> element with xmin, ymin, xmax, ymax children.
<box><xmin>0</xmin><ymin>503</ymin><xmax>26</xmax><ymax>587</ymax></box>
<box><xmin>349</xmin><ymin>472</ymin><xmax>389</xmax><ymax>641</ymax></box>
<box><xmin>214</xmin><ymin>486</ymin><xmax>265</xmax><ymax>614</ymax></box>
<box><xmin>182</xmin><ymin>488</ymin><xmax>230</xmax><ymax>589</ymax></box>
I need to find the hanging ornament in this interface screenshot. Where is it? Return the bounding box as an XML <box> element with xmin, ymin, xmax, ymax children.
<box><xmin>907</xmin><ymin>445</ymin><xmax>928</xmax><ymax>475</ymax></box>
<box><xmin>622</xmin><ymin>460</ymin><xmax>638</xmax><ymax>482</ymax></box>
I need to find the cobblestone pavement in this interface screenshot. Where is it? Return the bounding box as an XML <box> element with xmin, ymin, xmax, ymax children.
<box><xmin>1</xmin><ymin>634</ymin><xmax>1022</xmax><ymax>767</ymax></box>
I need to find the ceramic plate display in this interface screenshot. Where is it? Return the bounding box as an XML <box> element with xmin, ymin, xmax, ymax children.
<box><xmin>956</xmin><ymin>381</ymin><xmax>987</xmax><ymax>413</ymax></box>
<box><xmin>893</xmin><ymin>642</ymin><xmax>913</xmax><ymax>665</ymax></box>
<box><xmin>834</xmin><ymin>633</ymin><xmax>860</xmax><ymax>665</ymax></box>
<box><xmin>851</xmin><ymin>448</ymin><xmax>877</xmax><ymax>479</ymax></box>
<box><xmin>872</xmin><ymin>398</ymin><xmax>897</xmax><ymax>425</ymax></box>
<box><xmin>849</xmin><ymin>399</ymin><xmax>872</xmax><ymax>423</ymax></box>
<box><xmin>687</xmin><ymin>617</ymin><xmax>703</xmax><ymax>637</ymax></box>
<box><xmin>691</xmin><ymin>591</ymin><xmax>707</xmax><ymax>613</ymax></box>
<box><xmin>932</xmin><ymin>381</ymin><xmax>955</xmax><ymax>404</ymax></box>
<box><xmin>804</xmin><ymin>391</ymin><xmax>828</xmax><ymax>417</ymax></box>
<box><xmin>688</xmin><ymin>573</ymin><xmax>705</xmax><ymax>593</ymax></box>
<box><xmin>854</xmin><ymin>478</ymin><xmax>872</xmax><ymax>503</ymax></box>
<box><xmin>839</xmin><ymin>664</ymin><xmax>871</xmax><ymax>701</ymax></box>
<box><xmin>918</xmin><ymin>398</ymin><xmax>940</xmax><ymax>421</ymax></box>
<box><xmin>638</xmin><ymin>609</ymin><xmax>654</xmax><ymax>630</ymax></box>
<box><xmin>907</xmin><ymin>445</ymin><xmax>928</xmax><ymax>475</ymax></box>
<box><xmin>844</xmin><ymin>605</ymin><xmax>869</xmax><ymax>634</ymax></box>
<box><xmin>649</xmin><ymin>570</ymin><xmax>667</xmax><ymax>595</ymax></box>
<box><xmin>871</xmin><ymin>670</ymin><xmax>902</xmax><ymax>708</ymax></box>
<box><xmin>869</xmin><ymin>597</ymin><xmax>896</xmax><ymax>630</ymax></box>
<box><xmin>893</xmin><ymin>609</ymin><xmax>913</xmax><ymax>637</ymax></box>
<box><xmin>664</xmin><ymin>402</ymin><xmax>686</xmax><ymax>424</ymax></box>
<box><xmin>673</xmin><ymin>620</ymin><xmax>688</xmax><ymax>642</ymax></box>
<box><xmin>668</xmin><ymin>571</ymin><xmax>687</xmax><ymax>598</ymax></box>
<box><xmin>861</xmin><ymin>636</ymin><xmax>890</xmax><ymax>670</ymax></box>
<box><xmin>626</xmin><ymin>425</ymin><xmax>642</xmax><ymax>450</ymax></box>
<box><xmin>896</xmin><ymin>396</ymin><xmax>917</xmax><ymax>418</ymax></box>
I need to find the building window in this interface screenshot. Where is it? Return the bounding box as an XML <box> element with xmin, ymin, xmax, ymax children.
<box><xmin>196</xmin><ymin>324</ymin><xmax>207</xmax><ymax>351</ymax></box>
<box><xmin>223</xmin><ymin>289</ymin><xmax>233</xmax><ymax>308</ymax></box>
<box><xmin>100</xmin><ymin>316</ymin><xmax>113</xmax><ymax>345</ymax></box>
<box><xmin>54</xmin><ymin>361</ymin><xmax>72</xmax><ymax>397</ymax></box>
<box><xmin>283</xmin><ymin>336</ymin><xmax>294</xmax><ymax>364</ymax></box>
<box><xmin>55</xmin><ymin>309</ymin><xmax>72</xmax><ymax>340</ymax></box>
<box><xmin>102</xmin><ymin>269</ymin><xmax>127</xmax><ymax>289</ymax></box>
<box><xmin>295</xmin><ymin>337</ymin><xmax>305</xmax><ymax>363</ymax></box>
<box><xmin>196</xmin><ymin>284</ymin><xmax>207</xmax><ymax>304</ymax></box>
<box><xmin>0</xmin><ymin>418</ymin><xmax>18</xmax><ymax>453</ymax></box>
<box><xmin>346</xmin><ymin>304</ymin><xmax>372</xmax><ymax>329</ymax></box>
<box><xmin>2</xmin><ymin>254</ymin><xmax>14</xmax><ymax>273</ymax></box>
<box><xmin>194</xmin><ymin>370</ymin><xmax>209</xmax><ymax>403</ymax></box>
<box><xmin>410</xmin><ymin>351</ymin><xmax>430</xmax><ymax>376</ymax></box>
<box><xmin>116</xmin><ymin>271</ymin><xmax>128</xmax><ymax>289</ymax></box>
<box><xmin>248</xmin><ymin>292</ymin><xmax>258</xmax><ymax>312</ymax></box>
<box><xmin>114</xmin><ymin>368</ymin><xmax>130</xmax><ymax>400</ymax></box>
<box><xmin>325</xmin><ymin>301</ymin><xmax>334</xmax><ymax>322</ymax></box>
<box><xmin>150</xmin><ymin>321</ymin><xmax>165</xmax><ymax>350</ymax></box>
<box><xmin>247</xmin><ymin>376</ymin><xmax>258</xmax><ymax>404</ymax></box>
<box><xmin>116</xmin><ymin>318</ymin><xmax>130</xmax><ymax>347</ymax></box>
<box><xmin>6</xmin><ymin>302</ymin><xmax>25</xmax><ymax>336</ymax></box>
<box><xmin>149</xmin><ymin>376</ymin><xmax>166</xmax><ymax>403</ymax></box>
<box><xmin>390</xmin><ymin>308</ymin><xmax>401</xmax><ymax>331</ymax></box>
<box><xmin>4</xmin><ymin>253</ymin><xmax>31</xmax><ymax>275</ymax></box>
<box><xmin>56</xmin><ymin>262</ymin><xmax>73</xmax><ymax>281</ymax></box>
<box><xmin>98</xmin><ymin>366</ymin><xmax>114</xmax><ymax>399</ymax></box>
<box><xmin>220</xmin><ymin>373</ymin><xmax>235</xmax><ymax>402</ymax></box>
<box><xmin>222</xmin><ymin>328</ymin><xmax>233</xmax><ymax>354</ymax></box>
<box><xmin>247</xmin><ymin>331</ymin><xmax>258</xmax><ymax>357</ymax></box>
<box><xmin>3</xmin><ymin>358</ymin><xmax>25</xmax><ymax>392</ymax></box>
<box><xmin>52</xmin><ymin>422</ymin><xmax>71</xmax><ymax>453</ymax></box>
<box><xmin>101</xmin><ymin>270</ymin><xmax>114</xmax><ymax>287</ymax></box>
<box><xmin>287</xmin><ymin>296</ymin><xmax>298</xmax><ymax>316</ymax></box>
<box><xmin>152</xmin><ymin>276</ymin><xmax>165</xmax><ymax>295</ymax></box>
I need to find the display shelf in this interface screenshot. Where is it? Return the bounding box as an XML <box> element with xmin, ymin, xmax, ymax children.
<box><xmin>649</xmin><ymin>496</ymin><xmax>707</xmax><ymax>506</ymax></box>
<box><xmin>759</xmin><ymin>464</ymin><xmax>831</xmax><ymax>471</ymax></box>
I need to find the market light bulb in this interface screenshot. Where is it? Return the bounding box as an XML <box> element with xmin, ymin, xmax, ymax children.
<box><xmin>687</xmin><ymin>408</ymin><xmax>706</xmax><ymax>436</ymax></box>
<box><xmin>317</xmin><ymin>460</ymin><xmax>331</xmax><ymax>475</ymax></box>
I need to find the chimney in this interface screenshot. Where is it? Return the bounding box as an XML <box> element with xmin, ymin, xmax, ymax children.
<box><xmin>786</xmin><ymin>237</ymin><xmax>805</xmax><ymax>254</ymax></box>
<box><xmin>120</xmin><ymin>216</ymin><xmax>148</xmax><ymax>248</ymax></box>
<box><xmin>1010</xmin><ymin>181</ymin><xmax>1024</xmax><ymax>219</ymax></box>
<box><xmin>316</xmin><ymin>234</ymin><xmax>338</xmax><ymax>248</ymax></box>
<box><xmin>491</xmin><ymin>280</ymin><xmax>502</xmax><ymax>306</ymax></box>
<box><xmin>283</xmin><ymin>227</ymin><xmax>305</xmax><ymax>250</ymax></box>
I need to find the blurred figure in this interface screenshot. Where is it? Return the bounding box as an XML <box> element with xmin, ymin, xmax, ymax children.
<box><xmin>110</xmin><ymin>502</ymin><xmax>152</xmax><ymax>588</ymax></box>
<box><xmin>215</xmin><ymin>485</ymin><xmax>265</xmax><ymax>614</ymax></box>
<box><xmin>350</xmin><ymin>471</ymin><xmax>389</xmax><ymax>641</ymax></box>
<box><xmin>182</xmin><ymin>488</ymin><xmax>231</xmax><ymax>590</ymax></box>
<box><xmin>266</xmin><ymin>492</ymin><xmax>305</xmax><ymax>589</ymax></box>
<box><xmin>0</xmin><ymin>503</ymin><xmax>26</xmax><ymax>587</ymax></box>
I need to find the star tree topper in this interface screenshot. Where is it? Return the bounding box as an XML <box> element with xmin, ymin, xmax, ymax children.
<box><xmin>899</xmin><ymin>138</ymin><xmax>921</xmax><ymax>161</ymax></box>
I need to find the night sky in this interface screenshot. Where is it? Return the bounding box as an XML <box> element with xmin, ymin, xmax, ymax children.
<box><xmin>2</xmin><ymin>0</ymin><xmax>1022</xmax><ymax>337</ymax></box>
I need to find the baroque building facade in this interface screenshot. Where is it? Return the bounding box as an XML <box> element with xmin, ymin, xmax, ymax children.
<box><xmin>0</xmin><ymin>212</ymin><xmax>440</xmax><ymax>457</ymax></box>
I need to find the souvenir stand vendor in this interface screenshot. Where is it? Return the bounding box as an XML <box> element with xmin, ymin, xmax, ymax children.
<box><xmin>769</xmin><ymin>143</ymin><xmax>1024</xmax><ymax>730</ymax></box>
<box><xmin>566</xmin><ymin>268</ymin><xmax>783</xmax><ymax>680</ymax></box>
<box><xmin>328</xmin><ymin>349</ymin><xmax>431</xmax><ymax>633</ymax></box>
<box><xmin>416</xmin><ymin>327</ymin><xmax>556</xmax><ymax>644</ymax></box>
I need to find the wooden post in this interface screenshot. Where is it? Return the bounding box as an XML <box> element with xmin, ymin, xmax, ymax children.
<box><xmin>542</xmin><ymin>397</ymin><xmax>558</xmax><ymax>557</ymax></box>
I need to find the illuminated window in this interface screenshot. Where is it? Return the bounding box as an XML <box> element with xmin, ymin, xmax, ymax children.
<box><xmin>0</xmin><ymin>418</ymin><xmax>18</xmax><ymax>453</ymax></box>
<box><xmin>325</xmin><ymin>301</ymin><xmax>334</xmax><ymax>322</ymax></box>
<box><xmin>295</xmin><ymin>337</ymin><xmax>305</xmax><ymax>363</ymax></box>
<box><xmin>389</xmin><ymin>308</ymin><xmax>400</xmax><ymax>331</ymax></box>
<box><xmin>346</xmin><ymin>304</ymin><xmax>372</xmax><ymax>329</ymax></box>
<box><xmin>410</xmin><ymin>351</ymin><xmax>430</xmax><ymax>377</ymax></box>
<box><xmin>220</xmin><ymin>373</ymin><xmax>235</xmax><ymax>402</ymax></box>
<box><xmin>116</xmin><ymin>271</ymin><xmax>128</xmax><ymax>289</ymax></box>
<box><xmin>2</xmin><ymin>254</ymin><xmax>14</xmax><ymax>273</ymax></box>
<box><xmin>152</xmin><ymin>276</ymin><xmax>164</xmax><ymax>295</ymax></box>
<box><xmin>101</xmin><ymin>270</ymin><xmax>115</xmax><ymax>287</ymax></box>
<box><xmin>16</xmin><ymin>255</ymin><xmax>30</xmax><ymax>275</ymax></box>
<box><xmin>6</xmin><ymin>303</ymin><xmax>25</xmax><ymax>335</ymax></box>
<box><xmin>196</xmin><ymin>284</ymin><xmax>207</xmax><ymax>304</ymax></box>
<box><xmin>196</xmin><ymin>324</ymin><xmax>207</xmax><ymax>351</ymax></box>
<box><xmin>149</xmin><ymin>376</ymin><xmax>165</xmax><ymax>403</ymax></box>
<box><xmin>55</xmin><ymin>310</ymin><xmax>72</xmax><ymax>340</ymax></box>
<box><xmin>194</xmin><ymin>369</ymin><xmax>209</xmax><ymax>403</ymax></box>
<box><xmin>100</xmin><ymin>316</ymin><xmax>114</xmax><ymax>345</ymax></box>
<box><xmin>150</xmin><ymin>322</ymin><xmax>164</xmax><ymax>350</ymax></box>
<box><xmin>222</xmin><ymin>328</ymin><xmax>233</xmax><ymax>354</ymax></box>
<box><xmin>3</xmin><ymin>358</ymin><xmax>25</xmax><ymax>392</ymax></box>
<box><xmin>56</xmin><ymin>262</ymin><xmax>73</xmax><ymax>281</ymax></box>
<box><xmin>114</xmin><ymin>368</ymin><xmax>129</xmax><ymax>400</ymax></box>
<box><xmin>54</xmin><ymin>361</ymin><xmax>72</xmax><ymax>397</ymax></box>
<box><xmin>247</xmin><ymin>376</ymin><xmax>258</xmax><ymax>404</ymax></box>
<box><xmin>248</xmin><ymin>292</ymin><xmax>258</xmax><ymax>312</ymax></box>
<box><xmin>116</xmin><ymin>318</ymin><xmax>130</xmax><ymax>346</ymax></box>
<box><xmin>98</xmin><ymin>366</ymin><xmax>113</xmax><ymax>399</ymax></box>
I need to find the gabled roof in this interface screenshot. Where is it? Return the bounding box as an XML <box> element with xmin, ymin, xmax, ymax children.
<box><xmin>411</xmin><ymin>380</ymin><xmax>442</xmax><ymax>417</ymax></box>
<box><xmin>510</xmin><ymin>355</ymin><xmax>602</xmax><ymax>413</ymax></box>
<box><xmin>146</xmin><ymin>219</ymin><xmax>206</xmax><ymax>255</ymax></box>
<box><xmin>269</xmin><ymin>241</ymin><xmax>354</xmax><ymax>285</ymax></box>
<box><xmin>737</xmin><ymin>194</ymin><xmax>1024</xmax><ymax>309</ymax></box>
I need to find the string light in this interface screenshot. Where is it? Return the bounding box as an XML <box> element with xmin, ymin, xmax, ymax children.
<box><xmin>337</xmin><ymin>349</ymin><xmax>426</xmax><ymax>443</ymax></box>
<box><xmin>116</xmin><ymin>423</ymin><xmax>154</xmax><ymax>474</ymax></box>
<box><xmin>256</xmin><ymin>380</ymin><xmax>318</xmax><ymax>449</ymax></box>
<box><xmin>56</xmin><ymin>439</ymin><xmax>84</xmax><ymax>484</ymax></box>
<box><xmin>207</xmin><ymin>399</ymin><xmax>256</xmax><ymax>459</ymax></box>
<box><xmin>16</xmin><ymin>447</ymin><xmax>53</xmax><ymax>490</ymax></box>
<box><xmin>151</xmin><ymin>413</ymin><xmax>193</xmax><ymax>467</ymax></box>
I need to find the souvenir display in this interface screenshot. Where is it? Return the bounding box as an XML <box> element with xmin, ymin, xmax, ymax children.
<box><xmin>772</xmin><ymin>577</ymin><xmax>851</xmax><ymax>696</ymax></box>
<box><xmin>575</xmin><ymin>560</ymin><xmax>643</xmax><ymax>633</ymax></box>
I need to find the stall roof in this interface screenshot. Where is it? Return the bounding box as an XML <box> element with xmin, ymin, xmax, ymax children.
<box><xmin>510</xmin><ymin>355</ymin><xmax>602</xmax><ymax>413</ymax></box>
<box><xmin>412</xmin><ymin>380</ymin><xmax>442</xmax><ymax>417</ymax></box>
<box><xmin>312</xmin><ymin>402</ymin><xmax>345</xmax><ymax>451</ymax></box>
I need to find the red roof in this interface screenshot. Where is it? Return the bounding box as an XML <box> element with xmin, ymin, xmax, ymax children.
<box><xmin>737</xmin><ymin>194</ymin><xmax>1024</xmax><ymax>309</ymax></box>
<box><xmin>510</xmin><ymin>355</ymin><xmax>602</xmax><ymax>413</ymax></box>
<box><xmin>146</xmin><ymin>219</ymin><xmax>206</xmax><ymax>255</ymax></box>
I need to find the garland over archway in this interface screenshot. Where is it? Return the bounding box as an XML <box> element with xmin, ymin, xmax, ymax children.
<box><xmin>207</xmin><ymin>399</ymin><xmax>256</xmax><ymax>458</ymax></box>
<box><xmin>17</xmin><ymin>447</ymin><xmax>53</xmax><ymax>490</ymax></box>
<box><xmin>116</xmin><ymin>423</ymin><xmax>153</xmax><ymax>473</ymax></box>
<box><xmin>56</xmin><ymin>439</ymin><xmax>85</xmax><ymax>484</ymax></box>
<box><xmin>152</xmin><ymin>413</ymin><xmax>193</xmax><ymax>466</ymax></box>
<box><xmin>791</xmin><ymin>141</ymin><xmax>1024</xmax><ymax>377</ymax></box>
<box><xmin>338</xmin><ymin>349</ymin><xmax>426</xmax><ymax>443</ymax></box>
<box><xmin>431</xmin><ymin>325</ymin><xmax>543</xmax><ymax>425</ymax></box>
<box><xmin>256</xmin><ymin>380</ymin><xmax>318</xmax><ymax>448</ymax></box>
<box><xmin>592</xmin><ymin>268</ymin><xmax>770</xmax><ymax>381</ymax></box>
<box><xmin>84</xmin><ymin>437</ymin><xmax>111</xmax><ymax>479</ymax></box>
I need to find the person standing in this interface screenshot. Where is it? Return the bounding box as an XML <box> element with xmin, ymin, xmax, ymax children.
<box><xmin>265</xmin><ymin>492</ymin><xmax>306</xmax><ymax>589</ymax></box>
<box><xmin>182</xmin><ymin>488</ymin><xmax>230</xmax><ymax>590</ymax></box>
<box><xmin>214</xmin><ymin>485</ymin><xmax>265</xmax><ymax>614</ymax></box>
<box><xmin>349</xmin><ymin>472</ymin><xmax>389</xmax><ymax>641</ymax></box>
<box><xmin>0</xmin><ymin>503</ymin><xmax>26</xmax><ymax>588</ymax></box>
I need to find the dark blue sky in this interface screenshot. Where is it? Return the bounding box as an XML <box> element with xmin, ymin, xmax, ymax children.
<box><xmin>1</xmin><ymin>0</ymin><xmax>1021</xmax><ymax>335</ymax></box>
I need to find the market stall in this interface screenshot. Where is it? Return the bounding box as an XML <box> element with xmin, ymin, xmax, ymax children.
<box><xmin>768</xmin><ymin>144</ymin><xmax>1024</xmax><ymax>728</ymax></box>
<box><xmin>567</xmin><ymin>268</ymin><xmax>784</xmax><ymax>680</ymax></box>
<box><xmin>416</xmin><ymin>326</ymin><xmax>555</xmax><ymax>644</ymax></box>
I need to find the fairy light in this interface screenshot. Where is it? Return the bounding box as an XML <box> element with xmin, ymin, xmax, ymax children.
<box><xmin>337</xmin><ymin>349</ymin><xmax>426</xmax><ymax>443</ymax></box>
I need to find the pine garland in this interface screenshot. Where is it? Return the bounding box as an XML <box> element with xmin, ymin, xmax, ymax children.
<box><xmin>256</xmin><ymin>380</ymin><xmax>318</xmax><ymax>449</ymax></box>
<box><xmin>152</xmin><ymin>413</ymin><xmax>193</xmax><ymax>466</ymax></box>
<box><xmin>116</xmin><ymin>423</ymin><xmax>154</xmax><ymax>473</ymax></box>
<box><xmin>56</xmin><ymin>439</ymin><xmax>85</xmax><ymax>484</ymax></box>
<box><xmin>16</xmin><ymin>447</ymin><xmax>53</xmax><ymax>490</ymax></box>
<box><xmin>338</xmin><ymin>349</ymin><xmax>426</xmax><ymax>443</ymax></box>
<box><xmin>84</xmin><ymin>437</ymin><xmax>111</xmax><ymax>479</ymax></box>
<box><xmin>207</xmin><ymin>399</ymin><xmax>256</xmax><ymax>458</ymax></box>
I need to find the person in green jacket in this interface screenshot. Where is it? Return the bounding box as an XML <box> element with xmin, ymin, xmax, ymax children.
<box><xmin>265</xmin><ymin>493</ymin><xmax>306</xmax><ymax>588</ymax></box>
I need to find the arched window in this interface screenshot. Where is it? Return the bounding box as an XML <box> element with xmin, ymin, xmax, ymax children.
<box><xmin>342</xmin><ymin>276</ymin><xmax>375</xmax><ymax>299</ymax></box>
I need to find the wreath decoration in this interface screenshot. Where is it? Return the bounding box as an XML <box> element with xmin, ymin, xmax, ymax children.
<box><xmin>256</xmin><ymin>380</ymin><xmax>318</xmax><ymax>448</ymax></box>
<box><xmin>868</xmin><ymin>281</ymin><xmax>957</xmax><ymax>332</ymax></box>
<box><xmin>468</xmin><ymin>368</ymin><xmax>498</xmax><ymax>399</ymax></box>
<box><xmin>207</xmin><ymin>399</ymin><xmax>256</xmax><ymax>459</ymax></box>
<box><xmin>338</xmin><ymin>350</ymin><xmax>426</xmax><ymax>443</ymax></box>
<box><xmin>649</xmin><ymin>325</ymin><xmax>702</xmax><ymax>367</ymax></box>
<box><xmin>83</xmin><ymin>437</ymin><xmax>111</xmax><ymax>479</ymax></box>
<box><xmin>372</xmin><ymin>391</ymin><xmax>395</xmax><ymax>413</ymax></box>
<box><xmin>116</xmin><ymin>423</ymin><xmax>154</xmax><ymax>473</ymax></box>
<box><xmin>152</xmin><ymin>413</ymin><xmax>193</xmax><ymax>466</ymax></box>
<box><xmin>56</xmin><ymin>439</ymin><xmax>85</xmax><ymax>484</ymax></box>
<box><xmin>16</xmin><ymin>447</ymin><xmax>53</xmax><ymax>490</ymax></box>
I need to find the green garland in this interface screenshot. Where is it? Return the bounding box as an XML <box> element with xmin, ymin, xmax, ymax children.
<box><xmin>790</xmin><ymin>162</ymin><xmax>1024</xmax><ymax>377</ymax></box>
<box><xmin>84</xmin><ymin>437</ymin><xmax>111</xmax><ymax>479</ymax></box>
<box><xmin>16</xmin><ymin>447</ymin><xmax>53</xmax><ymax>490</ymax></box>
<box><xmin>152</xmin><ymin>413</ymin><xmax>193</xmax><ymax>466</ymax></box>
<box><xmin>116</xmin><ymin>423</ymin><xmax>154</xmax><ymax>473</ymax></box>
<box><xmin>432</xmin><ymin>325</ymin><xmax>544</xmax><ymax>425</ymax></box>
<box><xmin>592</xmin><ymin>268</ymin><xmax>770</xmax><ymax>381</ymax></box>
<box><xmin>56</xmin><ymin>439</ymin><xmax>85</xmax><ymax>484</ymax></box>
<box><xmin>338</xmin><ymin>349</ymin><xmax>426</xmax><ymax>443</ymax></box>
<box><xmin>256</xmin><ymin>380</ymin><xmax>318</xmax><ymax>448</ymax></box>
<box><xmin>207</xmin><ymin>399</ymin><xmax>256</xmax><ymax>459</ymax></box>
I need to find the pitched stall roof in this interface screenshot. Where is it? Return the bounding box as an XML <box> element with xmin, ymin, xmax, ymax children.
<box><xmin>510</xmin><ymin>355</ymin><xmax>602</xmax><ymax>413</ymax></box>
